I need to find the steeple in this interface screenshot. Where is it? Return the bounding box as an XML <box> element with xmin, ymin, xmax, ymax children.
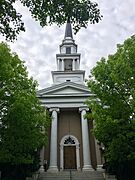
<box><xmin>60</xmin><ymin>22</ymin><xmax>77</xmax><ymax>54</ymax></box>
<box><xmin>64</xmin><ymin>21</ymin><xmax>73</xmax><ymax>39</ymax></box>
<box><xmin>51</xmin><ymin>21</ymin><xmax>85</xmax><ymax>85</ymax></box>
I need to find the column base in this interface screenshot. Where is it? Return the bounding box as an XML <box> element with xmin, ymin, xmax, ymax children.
<box><xmin>82</xmin><ymin>165</ymin><xmax>94</xmax><ymax>171</ymax></box>
<box><xmin>77</xmin><ymin>167</ymin><xmax>81</xmax><ymax>171</ymax></box>
<box><xmin>47</xmin><ymin>166</ymin><xmax>58</xmax><ymax>172</ymax></box>
<box><xmin>96</xmin><ymin>165</ymin><xmax>104</xmax><ymax>172</ymax></box>
<box><xmin>60</xmin><ymin>168</ymin><xmax>63</xmax><ymax>171</ymax></box>
<box><xmin>39</xmin><ymin>165</ymin><xmax>44</xmax><ymax>172</ymax></box>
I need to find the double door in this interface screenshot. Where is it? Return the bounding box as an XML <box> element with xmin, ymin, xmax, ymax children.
<box><xmin>64</xmin><ymin>146</ymin><xmax>77</xmax><ymax>169</ymax></box>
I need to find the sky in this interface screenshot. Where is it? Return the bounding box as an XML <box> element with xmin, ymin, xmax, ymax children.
<box><xmin>1</xmin><ymin>0</ymin><xmax>135</xmax><ymax>90</ymax></box>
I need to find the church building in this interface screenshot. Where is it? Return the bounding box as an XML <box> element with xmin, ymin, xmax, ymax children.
<box><xmin>37</xmin><ymin>22</ymin><xmax>103</xmax><ymax>172</ymax></box>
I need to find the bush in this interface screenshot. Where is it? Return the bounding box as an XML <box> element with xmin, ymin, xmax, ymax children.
<box><xmin>0</xmin><ymin>151</ymin><xmax>40</xmax><ymax>180</ymax></box>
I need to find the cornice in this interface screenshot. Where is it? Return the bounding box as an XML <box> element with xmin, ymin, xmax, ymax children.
<box><xmin>56</xmin><ymin>53</ymin><xmax>81</xmax><ymax>57</ymax></box>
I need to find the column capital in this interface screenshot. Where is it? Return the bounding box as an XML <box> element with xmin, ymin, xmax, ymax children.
<box><xmin>79</xmin><ymin>107</ymin><xmax>89</xmax><ymax>112</ymax></box>
<box><xmin>49</xmin><ymin>108</ymin><xmax>60</xmax><ymax>112</ymax></box>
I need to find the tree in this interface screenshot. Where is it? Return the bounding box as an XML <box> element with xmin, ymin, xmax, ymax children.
<box><xmin>0</xmin><ymin>42</ymin><xmax>50</xmax><ymax>179</ymax></box>
<box><xmin>0</xmin><ymin>0</ymin><xmax>102</xmax><ymax>41</ymax></box>
<box><xmin>86</xmin><ymin>35</ymin><xmax>135</xmax><ymax>180</ymax></box>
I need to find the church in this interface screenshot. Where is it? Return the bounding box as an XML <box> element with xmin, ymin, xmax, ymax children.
<box><xmin>37</xmin><ymin>22</ymin><xmax>103</xmax><ymax>172</ymax></box>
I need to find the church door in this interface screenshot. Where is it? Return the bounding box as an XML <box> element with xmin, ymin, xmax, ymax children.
<box><xmin>64</xmin><ymin>146</ymin><xmax>76</xmax><ymax>169</ymax></box>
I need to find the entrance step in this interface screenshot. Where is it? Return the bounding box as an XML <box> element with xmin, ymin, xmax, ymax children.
<box><xmin>38</xmin><ymin>171</ymin><xmax>70</xmax><ymax>180</ymax></box>
<box><xmin>38</xmin><ymin>171</ymin><xmax>105</xmax><ymax>180</ymax></box>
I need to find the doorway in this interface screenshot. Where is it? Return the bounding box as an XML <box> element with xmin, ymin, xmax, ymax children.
<box><xmin>60</xmin><ymin>135</ymin><xmax>80</xmax><ymax>170</ymax></box>
<box><xmin>64</xmin><ymin>146</ymin><xmax>76</xmax><ymax>169</ymax></box>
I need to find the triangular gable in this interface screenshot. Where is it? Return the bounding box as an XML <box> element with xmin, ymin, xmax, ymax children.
<box><xmin>46</xmin><ymin>86</ymin><xmax>89</xmax><ymax>95</ymax></box>
<box><xmin>37</xmin><ymin>82</ymin><xmax>91</xmax><ymax>96</ymax></box>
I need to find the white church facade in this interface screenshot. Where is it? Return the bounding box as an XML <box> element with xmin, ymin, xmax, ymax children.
<box><xmin>37</xmin><ymin>22</ymin><xmax>103</xmax><ymax>172</ymax></box>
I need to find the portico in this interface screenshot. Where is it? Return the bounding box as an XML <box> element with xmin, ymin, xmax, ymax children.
<box><xmin>45</xmin><ymin>106</ymin><xmax>93</xmax><ymax>171</ymax></box>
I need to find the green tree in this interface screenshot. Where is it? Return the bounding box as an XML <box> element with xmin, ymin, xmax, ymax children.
<box><xmin>0</xmin><ymin>42</ymin><xmax>50</xmax><ymax>178</ymax></box>
<box><xmin>0</xmin><ymin>0</ymin><xmax>102</xmax><ymax>41</ymax></box>
<box><xmin>86</xmin><ymin>35</ymin><xmax>135</xmax><ymax>180</ymax></box>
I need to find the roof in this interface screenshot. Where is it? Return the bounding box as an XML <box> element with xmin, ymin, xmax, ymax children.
<box><xmin>37</xmin><ymin>81</ymin><xmax>92</xmax><ymax>97</ymax></box>
<box><xmin>64</xmin><ymin>22</ymin><xmax>73</xmax><ymax>39</ymax></box>
<box><xmin>37</xmin><ymin>79</ymin><xmax>94</xmax><ymax>109</ymax></box>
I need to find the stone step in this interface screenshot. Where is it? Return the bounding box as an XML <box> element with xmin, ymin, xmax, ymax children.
<box><xmin>38</xmin><ymin>171</ymin><xmax>105</xmax><ymax>180</ymax></box>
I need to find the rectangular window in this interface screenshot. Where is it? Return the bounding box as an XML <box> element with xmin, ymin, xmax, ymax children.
<box><xmin>66</xmin><ymin>47</ymin><xmax>71</xmax><ymax>54</ymax></box>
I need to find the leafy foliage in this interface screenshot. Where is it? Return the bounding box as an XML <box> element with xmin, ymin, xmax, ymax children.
<box><xmin>0</xmin><ymin>0</ymin><xmax>102</xmax><ymax>41</ymax></box>
<box><xmin>0</xmin><ymin>0</ymin><xmax>25</xmax><ymax>41</ymax></box>
<box><xmin>86</xmin><ymin>35</ymin><xmax>135</xmax><ymax>179</ymax></box>
<box><xmin>0</xmin><ymin>151</ymin><xmax>40</xmax><ymax>180</ymax></box>
<box><xmin>0</xmin><ymin>42</ymin><xmax>50</xmax><ymax>165</ymax></box>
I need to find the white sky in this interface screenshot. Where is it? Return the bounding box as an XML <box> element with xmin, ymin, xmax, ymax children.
<box><xmin>0</xmin><ymin>0</ymin><xmax>135</xmax><ymax>89</ymax></box>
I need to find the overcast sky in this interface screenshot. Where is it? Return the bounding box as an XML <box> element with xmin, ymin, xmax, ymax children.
<box><xmin>1</xmin><ymin>0</ymin><xmax>135</xmax><ymax>89</ymax></box>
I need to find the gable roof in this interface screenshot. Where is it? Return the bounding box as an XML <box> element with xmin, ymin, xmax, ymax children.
<box><xmin>37</xmin><ymin>81</ymin><xmax>92</xmax><ymax>97</ymax></box>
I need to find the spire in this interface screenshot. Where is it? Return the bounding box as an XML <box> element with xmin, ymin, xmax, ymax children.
<box><xmin>64</xmin><ymin>19</ymin><xmax>73</xmax><ymax>39</ymax></box>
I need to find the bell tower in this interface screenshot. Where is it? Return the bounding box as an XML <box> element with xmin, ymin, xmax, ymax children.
<box><xmin>52</xmin><ymin>22</ymin><xmax>85</xmax><ymax>85</ymax></box>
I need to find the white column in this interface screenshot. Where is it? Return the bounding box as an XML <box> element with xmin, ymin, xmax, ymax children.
<box><xmin>79</xmin><ymin>107</ymin><xmax>93</xmax><ymax>171</ymax></box>
<box><xmin>48</xmin><ymin>108</ymin><xmax>59</xmax><ymax>172</ymax></box>
<box><xmin>62</xmin><ymin>59</ymin><xmax>64</xmax><ymax>71</ymax></box>
<box><xmin>57</xmin><ymin>59</ymin><xmax>60</xmax><ymax>71</ymax></box>
<box><xmin>77</xmin><ymin>59</ymin><xmax>80</xmax><ymax>70</ymax></box>
<box><xmin>39</xmin><ymin>146</ymin><xmax>45</xmax><ymax>172</ymax></box>
<box><xmin>72</xmin><ymin>59</ymin><xmax>75</xmax><ymax>70</ymax></box>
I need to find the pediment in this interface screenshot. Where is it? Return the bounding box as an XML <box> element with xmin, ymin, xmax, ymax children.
<box><xmin>37</xmin><ymin>82</ymin><xmax>91</xmax><ymax>96</ymax></box>
<box><xmin>46</xmin><ymin>86</ymin><xmax>89</xmax><ymax>95</ymax></box>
